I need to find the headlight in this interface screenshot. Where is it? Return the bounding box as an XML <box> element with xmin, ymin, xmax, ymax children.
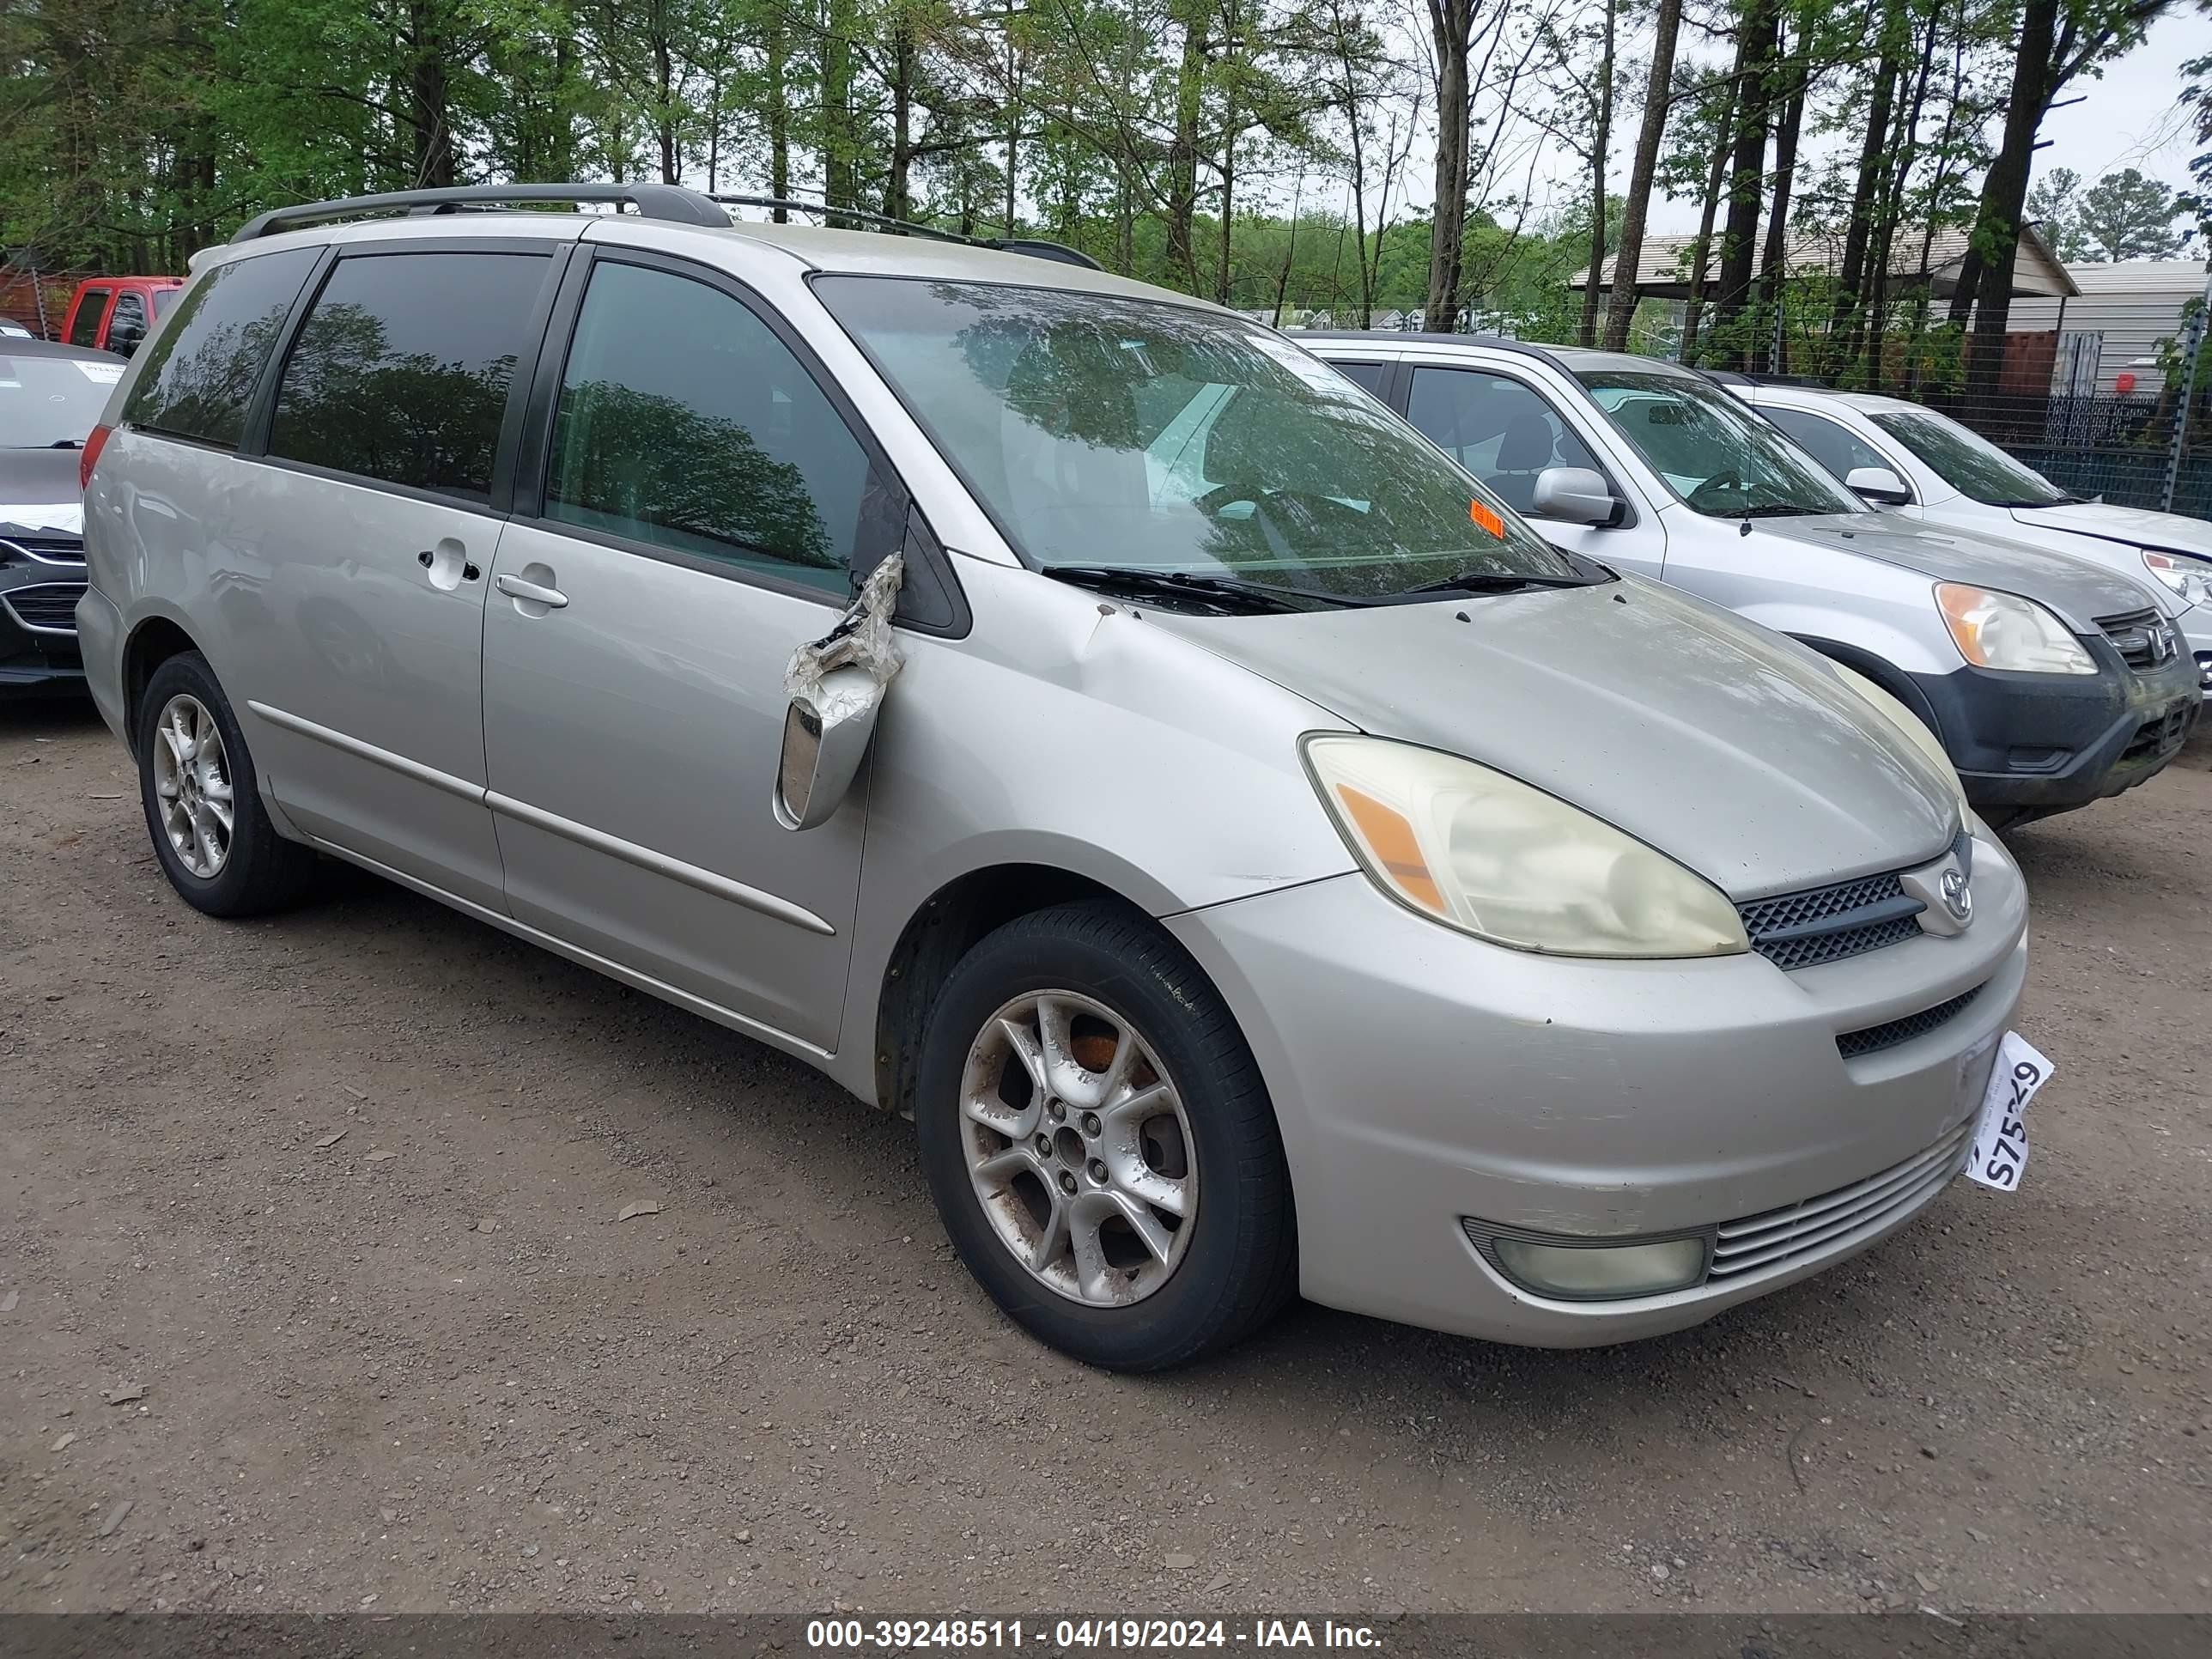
<box><xmin>2142</xmin><ymin>550</ymin><xmax>2212</xmax><ymax>608</ymax></box>
<box><xmin>1936</xmin><ymin>582</ymin><xmax>2095</xmax><ymax>674</ymax></box>
<box><xmin>1829</xmin><ymin>663</ymin><xmax>1969</xmax><ymax>820</ymax></box>
<box><xmin>1304</xmin><ymin>736</ymin><xmax>1748</xmax><ymax>957</ymax></box>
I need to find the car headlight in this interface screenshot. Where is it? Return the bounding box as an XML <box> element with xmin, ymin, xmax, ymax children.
<box><xmin>1828</xmin><ymin>663</ymin><xmax>1970</xmax><ymax>821</ymax></box>
<box><xmin>1936</xmin><ymin>582</ymin><xmax>2095</xmax><ymax>674</ymax></box>
<box><xmin>2142</xmin><ymin>550</ymin><xmax>2212</xmax><ymax>608</ymax></box>
<box><xmin>1303</xmin><ymin>736</ymin><xmax>1747</xmax><ymax>957</ymax></box>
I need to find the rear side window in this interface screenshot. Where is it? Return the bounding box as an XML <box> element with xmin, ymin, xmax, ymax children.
<box><xmin>121</xmin><ymin>249</ymin><xmax>320</xmax><ymax>448</ymax></box>
<box><xmin>1761</xmin><ymin>406</ymin><xmax>1893</xmax><ymax>488</ymax></box>
<box><xmin>67</xmin><ymin>290</ymin><xmax>108</xmax><ymax>348</ymax></box>
<box><xmin>269</xmin><ymin>251</ymin><xmax>550</xmax><ymax>501</ymax></box>
<box><xmin>540</xmin><ymin>259</ymin><xmax>878</xmax><ymax>594</ymax></box>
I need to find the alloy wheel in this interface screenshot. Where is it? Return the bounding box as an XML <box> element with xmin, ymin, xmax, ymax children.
<box><xmin>151</xmin><ymin>693</ymin><xmax>234</xmax><ymax>879</ymax></box>
<box><xmin>957</xmin><ymin>989</ymin><xmax>1198</xmax><ymax>1306</ymax></box>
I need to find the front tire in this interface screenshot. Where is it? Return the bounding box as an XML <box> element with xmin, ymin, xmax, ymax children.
<box><xmin>136</xmin><ymin>652</ymin><xmax>319</xmax><ymax>916</ymax></box>
<box><xmin>915</xmin><ymin>900</ymin><xmax>1296</xmax><ymax>1370</ymax></box>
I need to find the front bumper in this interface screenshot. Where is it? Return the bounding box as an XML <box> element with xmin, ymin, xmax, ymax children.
<box><xmin>1165</xmin><ymin>833</ymin><xmax>2028</xmax><ymax>1348</ymax></box>
<box><xmin>1909</xmin><ymin>653</ymin><xmax>2199</xmax><ymax>814</ymax></box>
<box><xmin>0</xmin><ymin>556</ymin><xmax>88</xmax><ymax>695</ymax></box>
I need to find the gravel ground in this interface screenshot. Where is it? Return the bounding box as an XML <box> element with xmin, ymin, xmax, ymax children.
<box><xmin>2</xmin><ymin>695</ymin><xmax>2208</xmax><ymax>1618</ymax></box>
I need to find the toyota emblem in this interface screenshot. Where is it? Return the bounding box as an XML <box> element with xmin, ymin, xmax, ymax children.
<box><xmin>1940</xmin><ymin>867</ymin><xmax>1973</xmax><ymax>924</ymax></box>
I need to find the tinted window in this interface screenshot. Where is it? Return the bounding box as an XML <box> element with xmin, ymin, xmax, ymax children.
<box><xmin>1407</xmin><ymin>367</ymin><xmax>1604</xmax><ymax>514</ymax></box>
<box><xmin>67</xmin><ymin>291</ymin><xmax>107</xmax><ymax>349</ymax></box>
<box><xmin>1761</xmin><ymin>406</ymin><xmax>1893</xmax><ymax>487</ymax></box>
<box><xmin>269</xmin><ymin>252</ymin><xmax>548</xmax><ymax>500</ymax></box>
<box><xmin>122</xmin><ymin>249</ymin><xmax>319</xmax><ymax>448</ymax></box>
<box><xmin>544</xmin><ymin>260</ymin><xmax>877</xmax><ymax>593</ymax></box>
<box><xmin>106</xmin><ymin>293</ymin><xmax>149</xmax><ymax>356</ymax></box>
<box><xmin>1331</xmin><ymin>361</ymin><xmax>1390</xmax><ymax>396</ymax></box>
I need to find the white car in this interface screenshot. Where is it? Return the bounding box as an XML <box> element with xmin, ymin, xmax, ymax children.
<box><xmin>1720</xmin><ymin>378</ymin><xmax>2212</xmax><ymax>698</ymax></box>
<box><xmin>0</xmin><ymin>320</ymin><xmax>33</xmax><ymax>337</ymax></box>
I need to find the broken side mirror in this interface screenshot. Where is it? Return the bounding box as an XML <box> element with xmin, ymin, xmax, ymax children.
<box><xmin>775</xmin><ymin>665</ymin><xmax>887</xmax><ymax>830</ymax></box>
<box><xmin>775</xmin><ymin>550</ymin><xmax>906</xmax><ymax>831</ymax></box>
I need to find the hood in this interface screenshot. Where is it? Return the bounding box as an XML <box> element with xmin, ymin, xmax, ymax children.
<box><xmin>2009</xmin><ymin>501</ymin><xmax>2212</xmax><ymax>562</ymax></box>
<box><xmin>0</xmin><ymin>447</ymin><xmax>85</xmax><ymax>538</ymax></box>
<box><xmin>1148</xmin><ymin>578</ymin><xmax>1957</xmax><ymax>900</ymax></box>
<box><xmin>1742</xmin><ymin>510</ymin><xmax>2163</xmax><ymax>628</ymax></box>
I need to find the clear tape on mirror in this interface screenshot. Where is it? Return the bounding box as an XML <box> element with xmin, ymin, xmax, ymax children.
<box><xmin>784</xmin><ymin>552</ymin><xmax>906</xmax><ymax>712</ymax></box>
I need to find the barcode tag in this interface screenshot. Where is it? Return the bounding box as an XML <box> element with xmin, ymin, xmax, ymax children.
<box><xmin>1965</xmin><ymin>1031</ymin><xmax>2053</xmax><ymax>1192</ymax></box>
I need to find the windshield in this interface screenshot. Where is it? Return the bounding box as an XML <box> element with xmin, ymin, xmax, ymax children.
<box><xmin>1868</xmin><ymin>408</ymin><xmax>2070</xmax><ymax>507</ymax></box>
<box><xmin>0</xmin><ymin>354</ymin><xmax>118</xmax><ymax>447</ymax></box>
<box><xmin>1577</xmin><ymin>369</ymin><xmax>1863</xmax><ymax>519</ymax></box>
<box><xmin>815</xmin><ymin>277</ymin><xmax>1583</xmax><ymax>599</ymax></box>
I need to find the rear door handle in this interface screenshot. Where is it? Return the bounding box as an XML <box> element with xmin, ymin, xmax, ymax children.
<box><xmin>495</xmin><ymin>573</ymin><xmax>568</xmax><ymax>610</ymax></box>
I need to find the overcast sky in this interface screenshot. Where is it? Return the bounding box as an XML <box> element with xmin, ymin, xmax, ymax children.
<box><xmin>2031</xmin><ymin>8</ymin><xmax>2207</xmax><ymax>200</ymax></box>
<box><xmin>1296</xmin><ymin>9</ymin><xmax>2209</xmax><ymax>249</ymax></box>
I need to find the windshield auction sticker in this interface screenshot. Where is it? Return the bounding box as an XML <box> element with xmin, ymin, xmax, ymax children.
<box><xmin>1965</xmin><ymin>1031</ymin><xmax>2053</xmax><ymax>1192</ymax></box>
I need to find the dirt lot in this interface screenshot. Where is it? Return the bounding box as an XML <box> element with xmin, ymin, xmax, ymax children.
<box><xmin>2</xmin><ymin>694</ymin><xmax>2208</xmax><ymax>1619</ymax></box>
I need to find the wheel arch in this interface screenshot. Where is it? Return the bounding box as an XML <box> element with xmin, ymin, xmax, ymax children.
<box><xmin>870</xmin><ymin>863</ymin><xmax>1165</xmax><ymax>1120</ymax></box>
<box><xmin>1790</xmin><ymin>633</ymin><xmax>1945</xmax><ymax>738</ymax></box>
<box><xmin>119</xmin><ymin>611</ymin><xmax>205</xmax><ymax>757</ymax></box>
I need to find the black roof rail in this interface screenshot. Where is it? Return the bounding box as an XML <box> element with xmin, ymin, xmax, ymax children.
<box><xmin>707</xmin><ymin>194</ymin><xmax>1104</xmax><ymax>270</ymax></box>
<box><xmin>230</xmin><ymin>183</ymin><xmax>730</xmax><ymax>243</ymax></box>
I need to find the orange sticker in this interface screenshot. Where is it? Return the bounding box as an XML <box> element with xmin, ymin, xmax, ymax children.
<box><xmin>1468</xmin><ymin>500</ymin><xmax>1504</xmax><ymax>538</ymax></box>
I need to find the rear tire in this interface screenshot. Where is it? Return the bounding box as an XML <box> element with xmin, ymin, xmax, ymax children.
<box><xmin>915</xmin><ymin>900</ymin><xmax>1297</xmax><ymax>1370</ymax></box>
<box><xmin>136</xmin><ymin>652</ymin><xmax>319</xmax><ymax>917</ymax></box>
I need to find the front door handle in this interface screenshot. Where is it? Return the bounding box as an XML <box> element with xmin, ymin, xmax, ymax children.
<box><xmin>495</xmin><ymin>573</ymin><xmax>568</xmax><ymax>610</ymax></box>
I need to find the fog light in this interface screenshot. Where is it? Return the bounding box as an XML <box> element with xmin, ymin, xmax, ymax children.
<box><xmin>1486</xmin><ymin>1232</ymin><xmax>1711</xmax><ymax>1301</ymax></box>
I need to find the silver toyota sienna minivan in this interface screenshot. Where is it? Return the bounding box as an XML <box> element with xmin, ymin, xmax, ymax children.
<box><xmin>77</xmin><ymin>186</ymin><xmax>2033</xmax><ymax>1370</ymax></box>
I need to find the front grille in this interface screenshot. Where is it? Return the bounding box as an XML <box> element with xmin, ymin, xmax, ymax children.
<box><xmin>0</xmin><ymin>535</ymin><xmax>83</xmax><ymax>565</ymax></box>
<box><xmin>1707</xmin><ymin>1120</ymin><xmax>1973</xmax><ymax>1281</ymax></box>
<box><xmin>2120</xmin><ymin>704</ymin><xmax>2193</xmax><ymax>766</ymax></box>
<box><xmin>1738</xmin><ymin>871</ymin><xmax>1925</xmax><ymax>970</ymax></box>
<box><xmin>1836</xmin><ymin>982</ymin><xmax>1983</xmax><ymax>1060</ymax></box>
<box><xmin>1</xmin><ymin>580</ymin><xmax>85</xmax><ymax>633</ymax></box>
<box><xmin>2096</xmin><ymin>607</ymin><xmax>2176</xmax><ymax>672</ymax></box>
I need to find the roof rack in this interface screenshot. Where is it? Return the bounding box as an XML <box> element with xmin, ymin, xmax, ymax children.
<box><xmin>230</xmin><ymin>183</ymin><xmax>1108</xmax><ymax>272</ymax></box>
<box><xmin>230</xmin><ymin>184</ymin><xmax>732</xmax><ymax>243</ymax></box>
<box><xmin>707</xmin><ymin>194</ymin><xmax>1103</xmax><ymax>270</ymax></box>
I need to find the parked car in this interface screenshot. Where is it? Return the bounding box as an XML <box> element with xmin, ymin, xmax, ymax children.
<box><xmin>61</xmin><ymin>276</ymin><xmax>184</xmax><ymax>358</ymax></box>
<box><xmin>1310</xmin><ymin>336</ymin><xmax>2199</xmax><ymax>828</ymax></box>
<box><xmin>2</xmin><ymin>337</ymin><xmax>125</xmax><ymax>692</ymax></box>
<box><xmin>1709</xmin><ymin>375</ymin><xmax>2212</xmax><ymax>699</ymax></box>
<box><xmin>83</xmin><ymin>185</ymin><xmax>2030</xmax><ymax>1370</ymax></box>
<box><xmin>0</xmin><ymin>319</ymin><xmax>33</xmax><ymax>338</ymax></box>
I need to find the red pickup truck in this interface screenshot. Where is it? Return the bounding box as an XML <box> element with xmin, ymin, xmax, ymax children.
<box><xmin>60</xmin><ymin>276</ymin><xmax>185</xmax><ymax>357</ymax></box>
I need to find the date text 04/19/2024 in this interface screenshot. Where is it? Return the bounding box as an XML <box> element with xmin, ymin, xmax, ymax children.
<box><xmin>805</xmin><ymin>1621</ymin><xmax>1383</xmax><ymax>1650</ymax></box>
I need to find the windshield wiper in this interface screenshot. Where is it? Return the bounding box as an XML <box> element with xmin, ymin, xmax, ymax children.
<box><xmin>1043</xmin><ymin>564</ymin><xmax>1345</xmax><ymax>614</ymax></box>
<box><xmin>1397</xmin><ymin>570</ymin><xmax>1595</xmax><ymax>597</ymax></box>
<box><xmin>1727</xmin><ymin>502</ymin><xmax>1826</xmax><ymax>519</ymax></box>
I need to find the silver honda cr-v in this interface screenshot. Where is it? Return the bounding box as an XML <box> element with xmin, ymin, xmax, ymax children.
<box><xmin>79</xmin><ymin>186</ymin><xmax>2032</xmax><ymax>1370</ymax></box>
<box><xmin>1306</xmin><ymin>336</ymin><xmax>2200</xmax><ymax>827</ymax></box>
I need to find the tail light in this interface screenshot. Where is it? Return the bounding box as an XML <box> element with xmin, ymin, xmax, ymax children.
<box><xmin>80</xmin><ymin>422</ymin><xmax>113</xmax><ymax>493</ymax></box>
